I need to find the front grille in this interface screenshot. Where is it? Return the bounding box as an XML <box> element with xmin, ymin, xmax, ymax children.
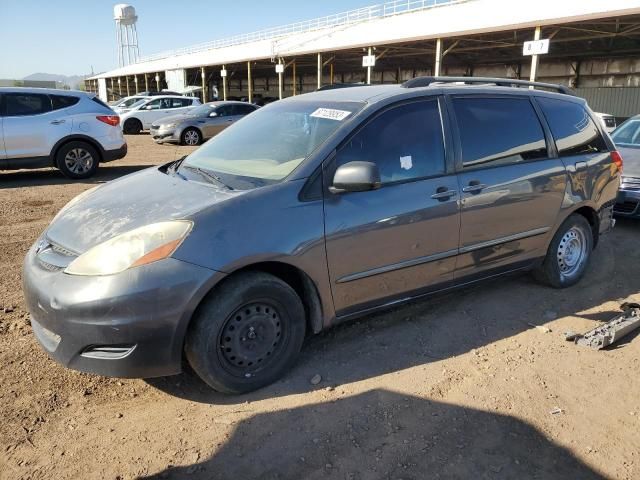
<box><xmin>150</xmin><ymin>124</ymin><xmax>159</xmax><ymax>130</ymax></box>
<box><xmin>621</xmin><ymin>177</ymin><xmax>640</xmax><ymax>190</ymax></box>
<box><xmin>614</xmin><ymin>201</ymin><xmax>638</xmax><ymax>214</ymax></box>
<box><xmin>36</xmin><ymin>237</ymin><xmax>78</xmax><ymax>271</ymax></box>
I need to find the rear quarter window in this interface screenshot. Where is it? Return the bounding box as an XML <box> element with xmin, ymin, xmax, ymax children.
<box><xmin>452</xmin><ymin>96</ymin><xmax>547</xmax><ymax>168</ymax></box>
<box><xmin>51</xmin><ymin>94</ymin><xmax>80</xmax><ymax>110</ymax></box>
<box><xmin>537</xmin><ymin>97</ymin><xmax>608</xmax><ymax>156</ymax></box>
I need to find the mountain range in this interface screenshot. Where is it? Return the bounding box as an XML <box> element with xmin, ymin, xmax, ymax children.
<box><xmin>23</xmin><ymin>72</ymin><xmax>91</xmax><ymax>89</ymax></box>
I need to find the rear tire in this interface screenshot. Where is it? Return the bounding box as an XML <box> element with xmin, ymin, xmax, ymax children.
<box><xmin>185</xmin><ymin>272</ymin><xmax>306</xmax><ymax>394</ymax></box>
<box><xmin>123</xmin><ymin>118</ymin><xmax>142</xmax><ymax>134</ymax></box>
<box><xmin>181</xmin><ymin>128</ymin><xmax>201</xmax><ymax>146</ymax></box>
<box><xmin>533</xmin><ymin>214</ymin><xmax>593</xmax><ymax>288</ymax></box>
<box><xmin>55</xmin><ymin>141</ymin><xmax>99</xmax><ymax>179</ymax></box>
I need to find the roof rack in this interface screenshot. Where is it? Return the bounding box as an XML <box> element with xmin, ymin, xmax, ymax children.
<box><xmin>401</xmin><ymin>76</ymin><xmax>575</xmax><ymax>95</ymax></box>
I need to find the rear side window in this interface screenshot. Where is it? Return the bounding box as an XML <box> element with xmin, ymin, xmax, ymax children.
<box><xmin>172</xmin><ymin>98</ymin><xmax>191</xmax><ymax>108</ymax></box>
<box><xmin>51</xmin><ymin>94</ymin><xmax>80</xmax><ymax>110</ymax></box>
<box><xmin>4</xmin><ymin>93</ymin><xmax>51</xmax><ymax>116</ymax></box>
<box><xmin>335</xmin><ymin>99</ymin><xmax>445</xmax><ymax>184</ymax></box>
<box><xmin>452</xmin><ymin>97</ymin><xmax>547</xmax><ymax>168</ymax></box>
<box><xmin>537</xmin><ymin>97</ymin><xmax>608</xmax><ymax>156</ymax></box>
<box><xmin>234</xmin><ymin>104</ymin><xmax>257</xmax><ymax>115</ymax></box>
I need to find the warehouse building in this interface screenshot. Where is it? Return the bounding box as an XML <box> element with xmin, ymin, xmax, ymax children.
<box><xmin>87</xmin><ymin>0</ymin><xmax>640</xmax><ymax>119</ymax></box>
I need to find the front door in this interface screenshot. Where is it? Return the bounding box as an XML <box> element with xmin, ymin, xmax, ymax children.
<box><xmin>201</xmin><ymin>104</ymin><xmax>237</xmax><ymax>138</ymax></box>
<box><xmin>324</xmin><ymin>98</ymin><xmax>461</xmax><ymax>316</ymax></box>
<box><xmin>448</xmin><ymin>95</ymin><xmax>567</xmax><ymax>279</ymax></box>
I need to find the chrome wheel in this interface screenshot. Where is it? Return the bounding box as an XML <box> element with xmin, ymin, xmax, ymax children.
<box><xmin>64</xmin><ymin>148</ymin><xmax>94</xmax><ymax>175</ymax></box>
<box><xmin>183</xmin><ymin>129</ymin><xmax>200</xmax><ymax>146</ymax></box>
<box><xmin>557</xmin><ymin>226</ymin><xmax>587</xmax><ymax>278</ymax></box>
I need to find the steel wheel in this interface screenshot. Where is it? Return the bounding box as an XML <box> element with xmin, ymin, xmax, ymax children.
<box><xmin>182</xmin><ymin>129</ymin><xmax>201</xmax><ymax>146</ymax></box>
<box><xmin>64</xmin><ymin>147</ymin><xmax>95</xmax><ymax>175</ymax></box>
<box><xmin>556</xmin><ymin>226</ymin><xmax>587</xmax><ymax>278</ymax></box>
<box><xmin>218</xmin><ymin>301</ymin><xmax>285</xmax><ymax>377</ymax></box>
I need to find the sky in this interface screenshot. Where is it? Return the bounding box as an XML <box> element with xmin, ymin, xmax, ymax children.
<box><xmin>0</xmin><ymin>0</ymin><xmax>378</xmax><ymax>78</ymax></box>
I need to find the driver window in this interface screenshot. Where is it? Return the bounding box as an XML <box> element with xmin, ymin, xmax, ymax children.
<box><xmin>335</xmin><ymin>100</ymin><xmax>446</xmax><ymax>184</ymax></box>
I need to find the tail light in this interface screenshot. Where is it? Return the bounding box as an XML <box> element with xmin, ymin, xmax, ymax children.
<box><xmin>611</xmin><ymin>150</ymin><xmax>623</xmax><ymax>173</ymax></box>
<box><xmin>96</xmin><ymin>115</ymin><xmax>120</xmax><ymax>127</ymax></box>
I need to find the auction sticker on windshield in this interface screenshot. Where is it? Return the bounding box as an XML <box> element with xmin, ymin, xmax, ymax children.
<box><xmin>310</xmin><ymin>108</ymin><xmax>352</xmax><ymax>121</ymax></box>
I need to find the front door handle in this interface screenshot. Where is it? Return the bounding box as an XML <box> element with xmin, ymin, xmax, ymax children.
<box><xmin>462</xmin><ymin>182</ymin><xmax>487</xmax><ymax>193</ymax></box>
<box><xmin>50</xmin><ymin>119</ymin><xmax>66</xmax><ymax>125</ymax></box>
<box><xmin>431</xmin><ymin>187</ymin><xmax>457</xmax><ymax>201</ymax></box>
<box><xmin>575</xmin><ymin>161</ymin><xmax>587</xmax><ymax>170</ymax></box>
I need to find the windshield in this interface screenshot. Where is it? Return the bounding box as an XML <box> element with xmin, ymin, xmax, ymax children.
<box><xmin>119</xmin><ymin>97</ymin><xmax>144</xmax><ymax>108</ymax></box>
<box><xmin>612</xmin><ymin>119</ymin><xmax>640</xmax><ymax>146</ymax></box>
<box><xmin>180</xmin><ymin>100</ymin><xmax>363</xmax><ymax>186</ymax></box>
<box><xmin>188</xmin><ymin>104</ymin><xmax>216</xmax><ymax>117</ymax></box>
<box><xmin>127</xmin><ymin>99</ymin><xmax>147</xmax><ymax>110</ymax></box>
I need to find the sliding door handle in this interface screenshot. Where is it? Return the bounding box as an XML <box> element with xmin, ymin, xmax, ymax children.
<box><xmin>462</xmin><ymin>183</ymin><xmax>487</xmax><ymax>193</ymax></box>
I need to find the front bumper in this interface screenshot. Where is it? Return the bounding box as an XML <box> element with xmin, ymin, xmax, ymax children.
<box><xmin>151</xmin><ymin>126</ymin><xmax>180</xmax><ymax>144</ymax></box>
<box><xmin>23</xmin><ymin>242</ymin><xmax>224</xmax><ymax>378</ymax></box>
<box><xmin>614</xmin><ymin>187</ymin><xmax>640</xmax><ymax>217</ymax></box>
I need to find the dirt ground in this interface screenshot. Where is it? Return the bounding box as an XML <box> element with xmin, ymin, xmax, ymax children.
<box><xmin>1</xmin><ymin>135</ymin><xmax>639</xmax><ymax>480</ymax></box>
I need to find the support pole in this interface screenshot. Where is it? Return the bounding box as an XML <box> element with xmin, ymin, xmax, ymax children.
<box><xmin>155</xmin><ymin>74</ymin><xmax>160</xmax><ymax>92</ymax></box>
<box><xmin>317</xmin><ymin>53</ymin><xmax>322</xmax><ymax>90</ymax></box>
<box><xmin>278</xmin><ymin>59</ymin><xmax>283</xmax><ymax>100</ymax></box>
<box><xmin>201</xmin><ymin>67</ymin><xmax>206</xmax><ymax>103</ymax></box>
<box><xmin>247</xmin><ymin>61</ymin><xmax>252</xmax><ymax>103</ymax></box>
<box><xmin>222</xmin><ymin>65</ymin><xmax>227</xmax><ymax>101</ymax></box>
<box><xmin>126</xmin><ymin>75</ymin><xmax>130</xmax><ymax>96</ymax></box>
<box><xmin>118</xmin><ymin>77</ymin><xmax>122</xmax><ymax>96</ymax></box>
<box><xmin>134</xmin><ymin>75</ymin><xmax>138</xmax><ymax>94</ymax></box>
<box><xmin>292</xmin><ymin>61</ymin><xmax>297</xmax><ymax>96</ymax></box>
<box><xmin>434</xmin><ymin>38</ymin><xmax>442</xmax><ymax>77</ymax></box>
<box><xmin>144</xmin><ymin>73</ymin><xmax>148</xmax><ymax>92</ymax></box>
<box><xmin>529</xmin><ymin>26</ymin><xmax>541</xmax><ymax>84</ymax></box>
<box><xmin>330</xmin><ymin>62</ymin><xmax>334</xmax><ymax>85</ymax></box>
<box><xmin>367</xmin><ymin>46</ymin><xmax>372</xmax><ymax>84</ymax></box>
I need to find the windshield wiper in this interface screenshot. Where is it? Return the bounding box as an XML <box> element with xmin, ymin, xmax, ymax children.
<box><xmin>182</xmin><ymin>165</ymin><xmax>234</xmax><ymax>190</ymax></box>
<box><xmin>167</xmin><ymin>157</ymin><xmax>188</xmax><ymax>180</ymax></box>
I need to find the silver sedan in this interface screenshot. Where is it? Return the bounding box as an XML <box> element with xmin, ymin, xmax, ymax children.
<box><xmin>150</xmin><ymin>101</ymin><xmax>259</xmax><ymax>145</ymax></box>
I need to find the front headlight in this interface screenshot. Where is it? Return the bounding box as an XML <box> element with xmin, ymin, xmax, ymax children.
<box><xmin>64</xmin><ymin>221</ymin><xmax>192</xmax><ymax>276</ymax></box>
<box><xmin>162</xmin><ymin>123</ymin><xmax>177</xmax><ymax>128</ymax></box>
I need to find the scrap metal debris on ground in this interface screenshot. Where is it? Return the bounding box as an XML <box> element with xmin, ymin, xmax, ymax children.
<box><xmin>567</xmin><ymin>303</ymin><xmax>640</xmax><ymax>350</ymax></box>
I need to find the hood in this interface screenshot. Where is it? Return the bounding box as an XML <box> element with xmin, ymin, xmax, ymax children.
<box><xmin>618</xmin><ymin>146</ymin><xmax>640</xmax><ymax>179</ymax></box>
<box><xmin>154</xmin><ymin>113</ymin><xmax>192</xmax><ymax>126</ymax></box>
<box><xmin>46</xmin><ymin>166</ymin><xmax>240</xmax><ymax>253</ymax></box>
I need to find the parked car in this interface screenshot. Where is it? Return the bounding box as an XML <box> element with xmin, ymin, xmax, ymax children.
<box><xmin>151</xmin><ymin>101</ymin><xmax>259</xmax><ymax>145</ymax></box>
<box><xmin>594</xmin><ymin>112</ymin><xmax>617</xmax><ymax>133</ymax></box>
<box><xmin>120</xmin><ymin>95</ymin><xmax>201</xmax><ymax>134</ymax></box>
<box><xmin>23</xmin><ymin>77</ymin><xmax>620</xmax><ymax>394</ymax></box>
<box><xmin>610</xmin><ymin>115</ymin><xmax>640</xmax><ymax>216</ymax></box>
<box><xmin>111</xmin><ymin>95</ymin><xmax>150</xmax><ymax>113</ymax></box>
<box><xmin>0</xmin><ymin>87</ymin><xmax>126</xmax><ymax>179</ymax></box>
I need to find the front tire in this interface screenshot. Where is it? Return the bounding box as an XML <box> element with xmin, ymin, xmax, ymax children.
<box><xmin>56</xmin><ymin>141</ymin><xmax>99</xmax><ymax>179</ymax></box>
<box><xmin>533</xmin><ymin>214</ymin><xmax>593</xmax><ymax>288</ymax></box>
<box><xmin>181</xmin><ymin>128</ymin><xmax>201</xmax><ymax>146</ymax></box>
<box><xmin>185</xmin><ymin>272</ymin><xmax>306</xmax><ymax>394</ymax></box>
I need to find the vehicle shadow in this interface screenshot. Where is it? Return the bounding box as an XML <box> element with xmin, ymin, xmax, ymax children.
<box><xmin>146</xmin><ymin>226</ymin><xmax>640</xmax><ymax>405</ymax></box>
<box><xmin>140</xmin><ymin>389</ymin><xmax>604</xmax><ymax>480</ymax></box>
<box><xmin>0</xmin><ymin>164</ymin><xmax>150</xmax><ymax>189</ymax></box>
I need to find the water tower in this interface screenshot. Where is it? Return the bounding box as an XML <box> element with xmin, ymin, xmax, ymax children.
<box><xmin>114</xmin><ymin>4</ymin><xmax>140</xmax><ymax>67</ymax></box>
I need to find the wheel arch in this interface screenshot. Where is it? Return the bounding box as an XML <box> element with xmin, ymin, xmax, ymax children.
<box><xmin>50</xmin><ymin>135</ymin><xmax>105</xmax><ymax>167</ymax></box>
<box><xmin>226</xmin><ymin>261</ymin><xmax>324</xmax><ymax>336</ymax></box>
<box><xmin>570</xmin><ymin>204</ymin><xmax>600</xmax><ymax>248</ymax></box>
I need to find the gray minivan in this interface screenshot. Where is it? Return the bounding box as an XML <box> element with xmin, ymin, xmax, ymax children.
<box><xmin>23</xmin><ymin>77</ymin><xmax>620</xmax><ymax>394</ymax></box>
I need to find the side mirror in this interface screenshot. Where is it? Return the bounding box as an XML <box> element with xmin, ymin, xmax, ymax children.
<box><xmin>144</xmin><ymin>105</ymin><xmax>154</xmax><ymax>110</ymax></box>
<box><xmin>208</xmin><ymin>111</ymin><xmax>218</xmax><ymax>118</ymax></box>
<box><xmin>329</xmin><ymin>161</ymin><xmax>381</xmax><ymax>194</ymax></box>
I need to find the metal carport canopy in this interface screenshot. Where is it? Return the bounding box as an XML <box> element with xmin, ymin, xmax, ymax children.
<box><xmin>89</xmin><ymin>0</ymin><xmax>640</xmax><ymax>79</ymax></box>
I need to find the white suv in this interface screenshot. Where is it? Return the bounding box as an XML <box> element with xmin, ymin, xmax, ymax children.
<box><xmin>0</xmin><ymin>87</ymin><xmax>127</xmax><ymax>179</ymax></box>
<box><xmin>120</xmin><ymin>96</ymin><xmax>201</xmax><ymax>134</ymax></box>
